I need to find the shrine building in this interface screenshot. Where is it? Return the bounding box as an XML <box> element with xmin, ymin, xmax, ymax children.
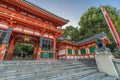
<box><xmin>0</xmin><ymin>0</ymin><xmax>110</xmax><ymax>60</ymax></box>
<box><xmin>57</xmin><ymin>32</ymin><xmax>111</xmax><ymax>60</ymax></box>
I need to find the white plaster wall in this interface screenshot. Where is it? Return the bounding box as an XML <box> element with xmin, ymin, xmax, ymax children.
<box><xmin>59</xmin><ymin>49</ymin><xmax>65</xmax><ymax>55</ymax></box>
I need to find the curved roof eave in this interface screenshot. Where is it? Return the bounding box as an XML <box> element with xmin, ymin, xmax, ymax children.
<box><xmin>59</xmin><ymin>32</ymin><xmax>110</xmax><ymax>45</ymax></box>
<box><xmin>75</xmin><ymin>32</ymin><xmax>107</xmax><ymax>44</ymax></box>
<box><xmin>23</xmin><ymin>0</ymin><xmax>69</xmax><ymax>25</ymax></box>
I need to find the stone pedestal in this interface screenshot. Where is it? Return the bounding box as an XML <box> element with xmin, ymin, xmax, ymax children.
<box><xmin>95</xmin><ymin>50</ymin><xmax>119</xmax><ymax>77</ymax></box>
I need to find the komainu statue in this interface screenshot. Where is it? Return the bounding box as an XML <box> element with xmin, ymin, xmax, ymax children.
<box><xmin>95</xmin><ymin>37</ymin><xmax>110</xmax><ymax>52</ymax></box>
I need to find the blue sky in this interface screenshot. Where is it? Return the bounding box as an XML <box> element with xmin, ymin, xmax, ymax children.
<box><xmin>28</xmin><ymin>0</ymin><xmax>120</xmax><ymax>28</ymax></box>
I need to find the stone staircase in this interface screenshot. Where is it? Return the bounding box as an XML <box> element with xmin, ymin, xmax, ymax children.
<box><xmin>0</xmin><ymin>60</ymin><xmax>117</xmax><ymax>80</ymax></box>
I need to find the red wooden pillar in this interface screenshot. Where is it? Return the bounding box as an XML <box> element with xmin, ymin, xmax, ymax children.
<box><xmin>0</xmin><ymin>28</ymin><xmax>12</xmax><ymax>60</ymax></box>
<box><xmin>0</xmin><ymin>44</ymin><xmax>7</xmax><ymax>60</ymax></box>
<box><xmin>33</xmin><ymin>41</ymin><xmax>39</xmax><ymax>60</ymax></box>
<box><xmin>37</xmin><ymin>35</ymin><xmax>43</xmax><ymax>60</ymax></box>
<box><xmin>53</xmin><ymin>37</ymin><xmax>56</xmax><ymax>59</ymax></box>
<box><xmin>6</xmin><ymin>37</ymin><xmax>16</xmax><ymax>60</ymax></box>
<box><xmin>65</xmin><ymin>45</ymin><xmax>67</xmax><ymax>60</ymax></box>
<box><xmin>85</xmin><ymin>47</ymin><xmax>90</xmax><ymax>59</ymax></box>
<box><xmin>37</xmin><ymin>48</ymin><xmax>41</xmax><ymax>60</ymax></box>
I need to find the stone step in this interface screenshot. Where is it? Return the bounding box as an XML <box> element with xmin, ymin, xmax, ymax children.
<box><xmin>0</xmin><ymin>63</ymin><xmax>85</xmax><ymax>73</ymax></box>
<box><xmin>80</xmin><ymin>59</ymin><xmax>97</xmax><ymax>67</ymax></box>
<box><xmin>0</xmin><ymin>61</ymin><xmax>83</xmax><ymax>68</ymax></box>
<box><xmin>0</xmin><ymin>60</ymin><xmax>76</xmax><ymax>65</ymax></box>
<box><xmin>0</xmin><ymin>64</ymin><xmax>93</xmax><ymax>80</ymax></box>
<box><xmin>0</xmin><ymin>64</ymin><xmax>83</xmax><ymax>74</ymax></box>
<box><xmin>0</xmin><ymin>61</ymin><xmax>79</xmax><ymax>67</ymax></box>
<box><xmin>49</xmin><ymin>70</ymin><xmax>97</xmax><ymax>80</ymax></box>
<box><xmin>4</xmin><ymin>67</ymin><xmax>93</xmax><ymax>80</ymax></box>
<box><xmin>0</xmin><ymin>63</ymin><xmax>83</xmax><ymax>69</ymax></box>
<box><xmin>0</xmin><ymin>64</ymin><xmax>87</xmax><ymax>75</ymax></box>
<box><xmin>1</xmin><ymin>60</ymin><xmax>115</xmax><ymax>80</ymax></box>
<box><xmin>9</xmin><ymin>69</ymin><xmax>97</xmax><ymax>80</ymax></box>
<box><xmin>0</xmin><ymin>62</ymin><xmax>81</xmax><ymax>67</ymax></box>
<box><xmin>100</xmin><ymin>76</ymin><xmax>118</xmax><ymax>80</ymax></box>
<box><xmin>79</xmin><ymin>72</ymin><xmax>106</xmax><ymax>80</ymax></box>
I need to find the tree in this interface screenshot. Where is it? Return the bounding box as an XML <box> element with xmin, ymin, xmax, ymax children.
<box><xmin>13</xmin><ymin>43</ymin><xmax>23</xmax><ymax>55</ymax></box>
<box><xmin>61</xmin><ymin>25</ymin><xmax>80</xmax><ymax>42</ymax></box>
<box><xmin>13</xmin><ymin>43</ymin><xmax>34</xmax><ymax>56</ymax></box>
<box><xmin>78</xmin><ymin>5</ymin><xmax>120</xmax><ymax>51</ymax></box>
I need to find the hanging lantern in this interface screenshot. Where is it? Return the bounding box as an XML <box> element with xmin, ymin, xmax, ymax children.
<box><xmin>24</xmin><ymin>35</ymin><xmax>31</xmax><ymax>42</ymax></box>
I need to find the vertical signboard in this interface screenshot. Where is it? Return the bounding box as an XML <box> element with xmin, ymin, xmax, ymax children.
<box><xmin>101</xmin><ymin>6</ymin><xmax>120</xmax><ymax>50</ymax></box>
<box><xmin>39</xmin><ymin>35</ymin><xmax>44</xmax><ymax>48</ymax></box>
<box><xmin>2</xmin><ymin>28</ymin><xmax>12</xmax><ymax>44</ymax></box>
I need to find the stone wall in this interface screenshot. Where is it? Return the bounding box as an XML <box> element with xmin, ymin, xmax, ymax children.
<box><xmin>113</xmin><ymin>58</ymin><xmax>120</xmax><ymax>77</ymax></box>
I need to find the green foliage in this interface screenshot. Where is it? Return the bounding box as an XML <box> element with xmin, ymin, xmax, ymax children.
<box><xmin>13</xmin><ymin>43</ymin><xmax>34</xmax><ymax>56</ymax></box>
<box><xmin>62</xmin><ymin>5</ymin><xmax>120</xmax><ymax>51</ymax></box>
<box><xmin>78</xmin><ymin>5</ymin><xmax>120</xmax><ymax>51</ymax></box>
<box><xmin>62</xmin><ymin>25</ymin><xmax>80</xmax><ymax>42</ymax></box>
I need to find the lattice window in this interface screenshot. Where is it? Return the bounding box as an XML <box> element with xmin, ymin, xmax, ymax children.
<box><xmin>42</xmin><ymin>38</ymin><xmax>53</xmax><ymax>51</ymax></box>
<box><xmin>68</xmin><ymin>49</ymin><xmax>72</xmax><ymax>54</ymax></box>
<box><xmin>80</xmin><ymin>49</ymin><xmax>86</xmax><ymax>54</ymax></box>
<box><xmin>89</xmin><ymin>47</ymin><xmax>95</xmax><ymax>54</ymax></box>
<box><xmin>74</xmin><ymin>50</ymin><xmax>78</xmax><ymax>54</ymax></box>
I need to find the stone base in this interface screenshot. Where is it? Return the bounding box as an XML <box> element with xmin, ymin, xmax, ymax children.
<box><xmin>95</xmin><ymin>51</ymin><xmax>118</xmax><ymax>77</ymax></box>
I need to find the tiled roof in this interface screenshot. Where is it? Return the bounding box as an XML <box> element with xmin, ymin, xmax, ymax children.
<box><xmin>23</xmin><ymin>0</ymin><xmax>69</xmax><ymax>22</ymax></box>
<box><xmin>75</xmin><ymin>32</ymin><xmax>107</xmax><ymax>44</ymax></box>
<box><xmin>58</xmin><ymin>32</ymin><xmax>108</xmax><ymax>46</ymax></box>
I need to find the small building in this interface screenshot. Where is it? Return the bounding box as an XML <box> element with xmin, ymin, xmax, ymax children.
<box><xmin>0</xmin><ymin>0</ymin><xmax>68</xmax><ymax>60</ymax></box>
<box><xmin>57</xmin><ymin>32</ymin><xmax>111</xmax><ymax>60</ymax></box>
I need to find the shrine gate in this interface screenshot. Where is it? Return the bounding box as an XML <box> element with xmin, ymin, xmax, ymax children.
<box><xmin>0</xmin><ymin>0</ymin><xmax>68</xmax><ymax>60</ymax></box>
